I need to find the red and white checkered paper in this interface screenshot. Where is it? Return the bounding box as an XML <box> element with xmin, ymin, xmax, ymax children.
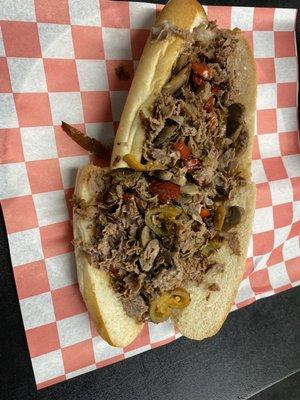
<box><xmin>0</xmin><ymin>0</ymin><xmax>299</xmax><ymax>389</ymax></box>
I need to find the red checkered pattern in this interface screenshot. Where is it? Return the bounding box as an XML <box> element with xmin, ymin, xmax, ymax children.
<box><xmin>0</xmin><ymin>1</ymin><xmax>299</xmax><ymax>389</ymax></box>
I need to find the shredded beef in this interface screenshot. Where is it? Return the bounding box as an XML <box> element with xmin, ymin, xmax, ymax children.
<box><xmin>121</xmin><ymin>296</ymin><xmax>148</xmax><ymax>322</ymax></box>
<box><xmin>173</xmin><ymin>254</ymin><xmax>205</xmax><ymax>283</ymax></box>
<box><xmin>176</xmin><ymin>220</ymin><xmax>207</xmax><ymax>255</ymax></box>
<box><xmin>149</xmin><ymin>267</ymin><xmax>183</xmax><ymax>292</ymax></box>
<box><xmin>221</xmin><ymin>232</ymin><xmax>241</xmax><ymax>256</ymax></box>
<box><xmin>140</xmin><ymin>239</ymin><xmax>160</xmax><ymax>271</ymax></box>
<box><xmin>235</xmin><ymin>128</ymin><xmax>249</xmax><ymax>155</ymax></box>
<box><xmin>74</xmin><ymin>21</ymin><xmax>248</xmax><ymax>323</ymax></box>
<box><xmin>122</xmin><ymin>273</ymin><xmax>146</xmax><ymax>297</ymax></box>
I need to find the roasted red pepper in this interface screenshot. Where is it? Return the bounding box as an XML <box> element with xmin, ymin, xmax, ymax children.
<box><xmin>200</xmin><ymin>208</ymin><xmax>211</xmax><ymax>218</ymax></box>
<box><xmin>123</xmin><ymin>193</ymin><xmax>134</xmax><ymax>201</ymax></box>
<box><xmin>191</xmin><ymin>62</ymin><xmax>212</xmax><ymax>80</ymax></box>
<box><xmin>149</xmin><ymin>181</ymin><xmax>180</xmax><ymax>203</ymax></box>
<box><xmin>185</xmin><ymin>158</ymin><xmax>200</xmax><ymax>171</ymax></box>
<box><xmin>173</xmin><ymin>140</ymin><xmax>191</xmax><ymax>160</ymax></box>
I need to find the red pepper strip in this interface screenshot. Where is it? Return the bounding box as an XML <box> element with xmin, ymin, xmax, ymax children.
<box><xmin>173</xmin><ymin>140</ymin><xmax>191</xmax><ymax>160</ymax></box>
<box><xmin>191</xmin><ymin>62</ymin><xmax>212</xmax><ymax>80</ymax></box>
<box><xmin>149</xmin><ymin>181</ymin><xmax>180</xmax><ymax>203</ymax></box>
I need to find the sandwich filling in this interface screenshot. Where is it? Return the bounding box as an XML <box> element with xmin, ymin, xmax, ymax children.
<box><xmin>74</xmin><ymin>21</ymin><xmax>250</xmax><ymax>323</ymax></box>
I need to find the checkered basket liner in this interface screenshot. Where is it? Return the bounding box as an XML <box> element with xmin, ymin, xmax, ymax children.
<box><xmin>0</xmin><ymin>0</ymin><xmax>299</xmax><ymax>389</ymax></box>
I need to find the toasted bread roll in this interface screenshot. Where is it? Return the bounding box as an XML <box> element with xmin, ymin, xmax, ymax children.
<box><xmin>73</xmin><ymin>0</ymin><xmax>256</xmax><ymax>346</ymax></box>
<box><xmin>111</xmin><ymin>0</ymin><xmax>207</xmax><ymax>169</ymax></box>
<box><xmin>74</xmin><ymin>165</ymin><xmax>143</xmax><ymax>347</ymax></box>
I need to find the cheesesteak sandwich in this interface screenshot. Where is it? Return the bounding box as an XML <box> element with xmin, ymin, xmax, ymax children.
<box><xmin>72</xmin><ymin>0</ymin><xmax>256</xmax><ymax>347</ymax></box>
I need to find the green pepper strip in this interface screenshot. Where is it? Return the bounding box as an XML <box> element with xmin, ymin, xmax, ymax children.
<box><xmin>145</xmin><ymin>206</ymin><xmax>182</xmax><ymax>237</ymax></box>
<box><xmin>123</xmin><ymin>154</ymin><xmax>165</xmax><ymax>172</ymax></box>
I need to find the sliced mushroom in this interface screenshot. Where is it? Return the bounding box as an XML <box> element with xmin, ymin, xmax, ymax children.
<box><xmin>235</xmin><ymin>128</ymin><xmax>249</xmax><ymax>155</ymax></box>
<box><xmin>214</xmin><ymin>204</ymin><xmax>226</xmax><ymax>231</ymax></box>
<box><xmin>163</xmin><ymin>65</ymin><xmax>191</xmax><ymax>95</ymax></box>
<box><xmin>172</xmin><ymin>175</ymin><xmax>187</xmax><ymax>186</ymax></box>
<box><xmin>156</xmin><ymin>170</ymin><xmax>173</xmax><ymax>181</ymax></box>
<box><xmin>157</xmin><ymin>171</ymin><xmax>187</xmax><ymax>188</ymax></box>
<box><xmin>222</xmin><ymin>206</ymin><xmax>244</xmax><ymax>231</ymax></box>
<box><xmin>154</xmin><ymin>124</ymin><xmax>177</xmax><ymax>146</ymax></box>
<box><xmin>173</xmin><ymin>53</ymin><xmax>190</xmax><ymax>74</ymax></box>
<box><xmin>140</xmin><ymin>225</ymin><xmax>152</xmax><ymax>248</ymax></box>
<box><xmin>181</xmin><ymin>184</ymin><xmax>199</xmax><ymax>196</ymax></box>
<box><xmin>226</xmin><ymin>103</ymin><xmax>245</xmax><ymax>137</ymax></box>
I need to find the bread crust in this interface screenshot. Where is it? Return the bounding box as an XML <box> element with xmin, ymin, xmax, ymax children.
<box><xmin>111</xmin><ymin>0</ymin><xmax>207</xmax><ymax>169</ymax></box>
<box><xmin>172</xmin><ymin>33</ymin><xmax>256</xmax><ymax>339</ymax></box>
<box><xmin>74</xmin><ymin>165</ymin><xmax>143</xmax><ymax>347</ymax></box>
<box><xmin>73</xmin><ymin>0</ymin><xmax>256</xmax><ymax>345</ymax></box>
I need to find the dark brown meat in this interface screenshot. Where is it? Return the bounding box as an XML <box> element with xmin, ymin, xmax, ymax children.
<box><xmin>176</xmin><ymin>220</ymin><xmax>207</xmax><ymax>256</ymax></box>
<box><xmin>235</xmin><ymin>128</ymin><xmax>249</xmax><ymax>155</ymax></box>
<box><xmin>140</xmin><ymin>239</ymin><xmax>160</xmax><ymax>271</ymax></box>
<box><xmin>122</xmin><ymin>273</ymin><xmax>146</xmax><ymax>297</ymax></box>
<box><xmin>218</xmin><ymin>148</ymin><xmax>236</xmax><ymax>171</ymax></box>
<box><xmin>173</xmin><ymin>254</ymin><xmax>207</xmax><ymax>284</ymax></box>
<box><xmin>208</xmin><ymin>283</ymin><xmax>220</xmax><ymax>291</ymax></box>
<box><xmin>150</xmin><ymin>267</ymin><xmax>183</xmax><ymax>292</ymax></box>
<box><xmin>221</xmin><ymin>232</ymin><xmax>241</xmax><ymax>256</ymax></box>
<box><xmin>115</xmin><ymin>64</ymin><xmax>130</xmax><ymax>80</ymax></box>
<box><xmin>226</xmin><ymin>103</ymin><xmax>245</xmax><ymax>137</ymax></box>
<box><xmin>121</xmin><ymin>296</ymin><xmax>148</xmax><ymax>322</ymax></box>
